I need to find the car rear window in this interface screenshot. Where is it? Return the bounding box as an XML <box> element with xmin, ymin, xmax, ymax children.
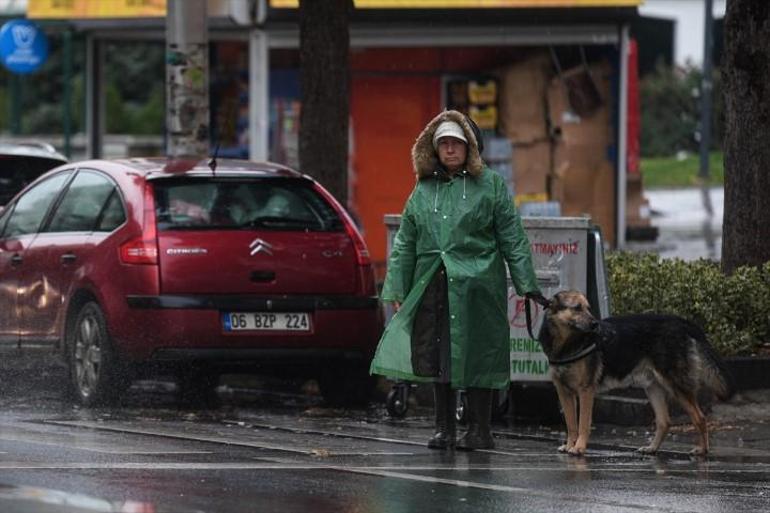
<box><xmin>153</xmin><ymin>177</ymin><xmax>344</xmax><ymax>232</ymax></box>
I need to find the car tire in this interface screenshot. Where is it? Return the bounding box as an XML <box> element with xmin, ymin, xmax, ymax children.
<box><xmin>385</xmin><ymin>385</ymin><xmax>409</xmax><ymax>418</ymax></box>
<box><xmin>67</xmin><ymin>302</ymin><xmax>130</xmax><ymax>406</ymax></box>
<box><xmin>318</xmin><ymin>364</ymin><xmax>374</xmax><ymax>408</ymax></box>
<box><xmin>456</xmin><ymin>391</ymin><xmax>468</xmax><ymax>425</ymax></box>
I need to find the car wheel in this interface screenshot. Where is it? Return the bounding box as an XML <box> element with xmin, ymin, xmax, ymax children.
<box><xmin>318</xmin><ymin>364</ymin><xmax>374</xmax><ymax>408</ymax></box>
<box><xmin>176</xmin><ymin>367</ymin><xmax>220</xmax><ymax>408</ymax></box>
<box><xmin>385</xmin><ymin>385</ymin><xmax>409</xmax><ymax>418</ymax></box>
<box><xmin>68</xmin><ymin>302</ymin><xmax>130</xmax><ymax>406</ymax></box>
<box><xmin>456</xmin><ymin>391</ymin><xmax>468</xmax><ymax>425</ymax></box>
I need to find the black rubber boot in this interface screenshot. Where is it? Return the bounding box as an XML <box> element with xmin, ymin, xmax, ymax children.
<box><xmin>427</xmin><ymin>383</ymin><xmax>456</xmax><ymax>449</ymax></box>
<box><xmin>456</xmin><ymin>388</ymin><xmax>495</xmax><ymax>450</ymax></box>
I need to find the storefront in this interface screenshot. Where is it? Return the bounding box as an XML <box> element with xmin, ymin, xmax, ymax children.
<box><xmin>27</xmin><ymin>0</ymin><xmax>641</xmax><ymax>278</ymax></box>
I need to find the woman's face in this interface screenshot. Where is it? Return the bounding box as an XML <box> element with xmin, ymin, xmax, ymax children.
<box><xmin>437</xmin><ymin>137</ymin><xmax>468</xmax><ymax>173</ymax></box>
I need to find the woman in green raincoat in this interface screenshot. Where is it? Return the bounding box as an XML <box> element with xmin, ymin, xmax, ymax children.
<box><xmin>370</xmin><ymin>110</ymin><xmax>547</xmax><ymax>450</ymax></box>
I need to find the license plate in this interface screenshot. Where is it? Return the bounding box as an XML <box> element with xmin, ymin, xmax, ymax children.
<box><xmin>223</xmin><ymin>312</ymin><xmax>311</xmax><ymax>332</ymax></box>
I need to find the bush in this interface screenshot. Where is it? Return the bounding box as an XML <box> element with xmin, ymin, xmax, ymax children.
<box><xmin>640</xmin><ymin>63</ymin><xmax>724</xmax><ymax>158</ymax></box>
<box><xmin>606</xmin><ymin>252</ymin><xmax>770</xmax><ymax>356</ymax></box>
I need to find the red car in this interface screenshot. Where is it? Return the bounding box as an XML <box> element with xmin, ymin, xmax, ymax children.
<box><xmin>0</xmin><ymin>158</ymin><xmax>382</xmax><ymax>406</ymax></box>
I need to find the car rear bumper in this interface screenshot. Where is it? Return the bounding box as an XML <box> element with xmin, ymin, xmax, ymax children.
<box><xmin>151</xmin><ymin>347</ymin><xmax>366</xmax><ymax>363</ymax></box>
<box><xmin>111</xmin><ymin>294</ymin><xmax>382</xmax><ymax>362</ymax></box>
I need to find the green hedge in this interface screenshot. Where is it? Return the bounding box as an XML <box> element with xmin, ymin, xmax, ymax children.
<box><xmin>606</xmin><ymin>252</ymin><xmax>770</xmax><ymax>356</ymax></box>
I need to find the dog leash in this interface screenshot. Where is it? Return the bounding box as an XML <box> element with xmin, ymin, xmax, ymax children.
<box><xmin>525</xmin><ymin>295</ymin><xmax>551</xmax><ymax>340</ymax></box>
<box><xmin>525</xmin><ymin>299</ymin><xmax>536</xmax><ymax>340</ymax></box>
<box><xmin>527</xmin><ymin>294</ymin><xmax>600</xmax><ymax>365</ymax></box>
<box><xmin>547</xmin><ymin>342</ymin><xmax>599</xmax><ymax>365</ymax></box>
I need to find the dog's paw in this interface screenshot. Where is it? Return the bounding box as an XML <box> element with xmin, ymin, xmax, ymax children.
<box><xmin>689</xmin><ymin>446</ymin><xmax>708</xmax><ymax>456</ymax></box>
<box><xmin>636</xmin><ymin>445</ymin><xmax>658</xmax><ymax>455</ymax></box>
<box><xmin>557</xmin><ymin>443</ymin><xmax>571</xmax><ymax>453</ymax></box>
<box><xmin>567</xmin><ymin>446</ymin><xmax>586</xmax><ymax>456</ymax></box>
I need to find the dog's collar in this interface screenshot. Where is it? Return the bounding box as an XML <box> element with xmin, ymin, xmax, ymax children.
<box><xmin>548</xmin><ymin>342</ymin><xmax>598</xmax><ymax>365</ymax></box>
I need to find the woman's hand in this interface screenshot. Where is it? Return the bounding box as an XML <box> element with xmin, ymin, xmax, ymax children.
<box><xmin>525</xmin><ymin>291</ymin><xmax>550</xmax><ymax>308</ymax></box>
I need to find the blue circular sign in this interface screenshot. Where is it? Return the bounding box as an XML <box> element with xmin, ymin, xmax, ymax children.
<box><xmin>0</xmin><ymin>19</ymin><xmax>49</xmax><ymax>74</ymax></box>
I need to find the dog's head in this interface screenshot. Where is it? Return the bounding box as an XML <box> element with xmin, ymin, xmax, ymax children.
<box><xmin>544</xmin><ymin>290</ymin><xmax>599</xmax><ymax>335</ymax></box>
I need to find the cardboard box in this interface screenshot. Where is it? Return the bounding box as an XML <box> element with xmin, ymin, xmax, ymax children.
<box><xmin>551</xmin><ymin>153</ymin><xmax>616</xmax><ymax>247</ymax></box>
<box><xmin>496</xmin><ymin>53</ymin><xmax>552</xmax><ymax>145</ymax></box>
<box><xmin>511</xmin><ymin>140</ymin><xmax>551</xmax><ymax>198</ymax></box>
<box><xmin>549</xmin><ymin>137</ymin><xmax>616</xmax><ymax>247</ymax></box>
<box><xmin>548</xmin><ymin>62</ymin><xmax>612</xmax><ymax>148</ymax></box>
<box><xmin>548</xmin><ymin>61</ymin><xmax>616</xmax><ymax>246</ymax></box>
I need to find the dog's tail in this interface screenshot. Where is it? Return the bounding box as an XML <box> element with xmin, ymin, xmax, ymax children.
<box><xmin>688</xmin><ymin>323</ymin><xmax>736</xmax><ymax>401</ymax></box>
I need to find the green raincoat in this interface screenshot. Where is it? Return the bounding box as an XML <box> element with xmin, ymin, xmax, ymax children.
<box><xmin>370</xmin><ymin>110</ymin><xmax>539</xmax><ymax>390</ymax></box>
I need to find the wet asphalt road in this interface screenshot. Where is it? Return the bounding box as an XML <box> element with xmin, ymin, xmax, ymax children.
<box><xmin>1</xmin><ymin>352</ymin><xmax>769</xmax><ymax>513</ymax></box>
<box><xmin>0</xmin><ymin>187</ymin><xmax>760</xmax><ymax>513</ymax></box>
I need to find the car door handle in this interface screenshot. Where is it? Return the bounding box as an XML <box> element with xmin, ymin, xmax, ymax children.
<box><xmin>10</xmin><ymin>254</ymin><xmax>22</xmax><ymax>266</ymax></box>
<box><xmin>60</xmin><ymin>253</ymin><xmax>77</xmax><ymax>264</ymax></box>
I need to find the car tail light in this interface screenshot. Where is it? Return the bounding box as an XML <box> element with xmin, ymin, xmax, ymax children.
<box><xmin>341</xmin><ymin>213</ymin><xmax>377</xmax><ymax>295</ymax></box>
<box><xmin>120</xmin><ymin>182</ymin><xmax>158</xmax><ymax>265</ymax></box>
<box><xmin>311</xmin><ymin>182</ymin><xmax>375</xmax><ymax>295</ymax></box>
<box><xmin>344</xmin><ymin>222</ymin><xmax>371</xmax><ymax>266</ymax></box>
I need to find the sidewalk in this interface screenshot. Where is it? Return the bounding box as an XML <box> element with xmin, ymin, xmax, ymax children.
<box><xmin>495</xmin><ymin>388</ymin><xmax>770</xmax><ymax>460</ymax></box>
<box><xmin>627</xmin><ymin>186</ymin><xmax>723</xmax><ymax>261</ymax></box>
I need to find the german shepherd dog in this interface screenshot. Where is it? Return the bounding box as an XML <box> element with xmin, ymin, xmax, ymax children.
<box><xmin>538</xmin><ymin>290</ymin><xmax>734</xmax><ymax>456</ymax></box>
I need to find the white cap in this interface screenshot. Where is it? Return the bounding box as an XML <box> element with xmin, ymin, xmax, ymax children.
<box><xmin>432</xmin><ymin>120</ymin><xmax>468</xmax><ymax>150</ymax></box>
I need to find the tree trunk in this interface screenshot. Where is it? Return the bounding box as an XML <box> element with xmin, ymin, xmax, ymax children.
<box><xmin>722</xmin><ymin>0</ymin><xmax>770</xmax><ymax>273</ymax></box>
<box><xmin>298</xmin><ymin>0</ymin><xmax>351</xmax><ymax>206</ymax></box>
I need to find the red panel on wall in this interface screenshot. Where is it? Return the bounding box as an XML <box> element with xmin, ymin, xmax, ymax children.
<box><xmin>350</xmin><ymin>72</ymin><xmax>441</xmax><ymax>280</ymax></box>
<box><xmin>350</xmin><ymin>46</ymin><xmax>510</xmax><ymax>280</ymax></box>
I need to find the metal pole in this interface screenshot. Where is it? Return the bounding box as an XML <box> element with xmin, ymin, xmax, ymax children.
<box><xmin>62</xmin><ymin>29</ymin><xmax>72</xmax><ymax>159</ymax></box>
<box><xmin>699</xmin><ymin>0</ymin><xmax>716</xmax><ymax>259</ymax></box>
<box><xmin>166</xmin><ymin>0</ymin><xmax>209</xmax><ymax>159</ymax></box>
<box><xmin>699</xmin><ymin>0</ymin><xmax>714</xmax><ymax>181</ymax></box>
<box><xmin>85</xmin><ymin>35</ymin><xmax>103</xmax><ymax>159</ymax></box>
<box><xmin>9</xmin><ymin>74</ymin><xmax>21</xmax><ymax>135</ymax></box>
<box><xmin>616</xmin><ymin>24</ymin><xmax>630</xmax><ymax>249</ymax></box>
<box><xmin>249</xmin><ymin>29</ymin><xmax>269</xmax><ymax>162</ymax></box>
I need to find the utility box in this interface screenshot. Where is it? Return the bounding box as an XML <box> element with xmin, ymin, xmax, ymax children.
<box><xmin>509</xmin><ymin>217</ymin><xmax>610</xmax><ymax>381</ymax></box>
<box><xmin>383</xmin><ymin>214</ymin><xmax>611</xmax><ymax>383</ymax></box>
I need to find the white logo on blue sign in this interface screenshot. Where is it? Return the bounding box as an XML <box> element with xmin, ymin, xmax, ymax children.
<box><xmin>0</xmin><ymin>19</ymin><xmax>48</xmax><ymax>74</ymax></box>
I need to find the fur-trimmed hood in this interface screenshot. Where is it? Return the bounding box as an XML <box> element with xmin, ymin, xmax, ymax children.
<box><xmin>412</xmin><ymin>110</ymin><xmax>484</xmax><ymax>179</ymax></box>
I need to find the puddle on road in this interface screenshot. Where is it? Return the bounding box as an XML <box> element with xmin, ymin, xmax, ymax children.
<box><xmin>0</xmin><ymin>483</ymin><xmax>204</xmax><ymax>513</ymax></box>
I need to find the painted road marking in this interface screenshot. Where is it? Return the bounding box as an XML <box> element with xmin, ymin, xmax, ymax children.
<box><xmin>45</xmin><ymin>419</ymin><xmax>550</xmax><ymax>458</ymax></box>
<box><xmin>0</xmin><ymin>461</ymin><xmax>767</xmax><ymax>475</ymax></box>
<box><xmin>44</xmin><ymin>418</ymin><xmax>742</xmax><ymax>462</ymax></box>
<box><xmin>337</xmin><ymin>467</ymin><xmax>677</xmax><ymax>512</ymax></box>
<box><xmin>0</xmin><ymin>433</ymin><xmax>212</xmax><ymax>455</ymax></box>
<box><xmin>43</xmin><ymin>420</ymin><xmax>418</xmax><ymax>457</ymax></box>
